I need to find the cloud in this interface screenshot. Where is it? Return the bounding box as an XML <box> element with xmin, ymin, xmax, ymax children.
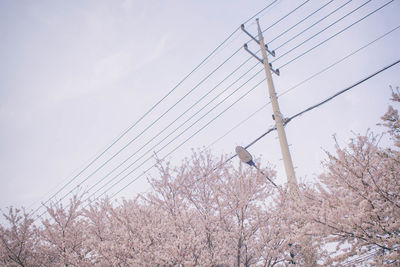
<box><xmin>51</xmin><ymin>51</ymin><xmax>133</xmax><ymax>102</ymax></box>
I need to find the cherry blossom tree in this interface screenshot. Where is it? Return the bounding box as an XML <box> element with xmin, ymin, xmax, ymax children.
<box><xmin>2</xmin><ymin>90</ymin><xmax>398</xmax><ymax>266</ymax></box>
<box><xmin>37</xmin><ymin>194</ymin><xmax>93</xmax><ymax>266</ymax></box>
<box><xmin>144</xmin><ymin>150</ymin><xmax>300</xmax><ymax>266</ymax></box>
<box><xmin>0</xmin><ymin>207</ymin><xmax>38</xmax><ymax>266</ymax></box>
<box><xmin>300</xmin><ymin>88</ymin><xmax>400</xmax><ymax>265</ymax></box>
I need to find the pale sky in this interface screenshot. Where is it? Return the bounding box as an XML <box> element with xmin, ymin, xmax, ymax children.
<box><xmin>1</xmin><ymin>0</ymin><xmax>400</xmax><ymax>214</ymax></box>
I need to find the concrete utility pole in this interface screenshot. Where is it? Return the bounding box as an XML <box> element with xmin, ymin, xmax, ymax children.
<box><xmin>242</xmin><ymin>19</ymin><xmax>316</xmax><ymax>266</ymax></box>
<box><xmin>256</xmin><ymin>19</ymin><xmax>298</xmax><ymax>197</ymax></box>
<box><xmin>241</xmin><ymin>19</ymin><xmax>298</xmax><ymax>197</ymax></box>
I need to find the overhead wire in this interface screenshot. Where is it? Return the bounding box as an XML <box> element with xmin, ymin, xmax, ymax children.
<box><xmin>207</xmin><ymin>23</ymin><xmax>400</xmax><ymax>149</ymax></box>
<box><xmin>106</xmin><ymin>78</ymin><xmax>268</xmax><ymax>202</ymax></box>
<box><xmin>73</xmin><ymin>61</ymin><xmax>263</xmax><ymax>205</ymax></box>
<box><xmin>276</xmin><ymin>0</ymin><xmax>375</xmax><ymax>58</ymax></box>
<box><xmin>35</xmin><ymin>62</ymin><xmax>267</xmax><ymax>220</ymax></box>
<box><xmin>273</xmin><ymin>0</ymin><xmax>354</xmax><ymax>50</ymax></box>
<box><xmin>87</xmin><ymin>1</ymin><xmax>394</xmax><ymax>196</ymax></box>
<box><xmin>34</xmin><ymin>0</ymin><xmax>394</xmax><ymax>217</ymax></box>
<box><xmin>80</xmin><ymin>72</ymin><xmax>267</xmax><ymax>207</ymax></box>
<box><xmin>269</xmin><ymin>0</ymin><xmax>335</xmax><ymax>44</ymax></box>
<box><xmin>79</xmin><ymin>1</ymin><xmax>395</xmax><ymax>204</ymax></box>
<box><xmin>37</xmin><ymin>47</ymin><xmax>245</xmax><ymax>211</ymax></box>
<box><xmin>207</xmin><ymin>104</ymin><xmax>267</xmax><ymax>149</ymax></box>
<box><xmin>33</xmin><ymin>0</ymin><xmax>308</xmax><ymax>216</ymax></box>
<box><xmin>74</xmin><ymin>1</ymin><xmax>322</xmax><ymax>206</ymax></box>
<box><xmin>30</xmin><ymin>0</ymin><xmax>284</xmax><ymax>216</ymax></box>
<box><xmin>277</xmin><ymin>0</ymin><xmax>395</xmax><ymax>69</ymax></box>
<box><xmin>342</xmin><ymin>245</ymin><xmax>398</xmax><ymax>266</ymax></box>
<box><xmin>81</xmin><ymin>1</ymin><xmax>328</xmax><ymax>205</ymax></box>
<box><xmin>29</xmin><ymin>17</ymin><xmax>238</xmax><ymax>215</ymax></box>
<box><xmin>60</xmin><ymin>78</ymin><xmax>268</xmax><ymax>211</ymax></box>
<box><xmin>278</xmin><ymin>24</ymin><xmax>400</xmax><ymax>97</ymax></box>
<box><xmin>248</xmin><ymin>0</ymin><xmax>283</xmax><ymax>27</ymax></box>
<box><xmin>261</xmin><ymin>0</ymin><xmax>311</xmax><ymax>34</ymax></box>
<box><xmin>243</xmin><ymin>0</ymin><xmax>281</xmax><ymax>25</ymax></box>
<box><xmin>218</xmin><ymin>58</ymin><xmax>400</xmax><ymax>168</ymax></box>
<box><xmin>285</xmin><ymin>58</ymin><xmax>400</xmax><ymax>124</ymax></box>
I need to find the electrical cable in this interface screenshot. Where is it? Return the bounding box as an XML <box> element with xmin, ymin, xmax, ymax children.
<box><xmin>78</xmin><ymin>77</ymin><xmax>267</xmax><ymax>208</ymax></box>
<box><xmin>249</xmin><ymin>0</ymin><xmax>283</xmax><ymax>26</ymax></box>
<box><xmin>243</xmin><ymin>0</ymin><xmax>280</xmax><ymax>25</ymax></box>
<box><xmin>276</xmin><ymin>0</ymin><xmax>375</xmax><ymax>60</ymax></box>
<box><xmin>219</xmin><ymin>58</ymin><xmax>400</xmax><ymax>168</ymax></box>
<box><xmin>277</xmin><ymin>0</ymin><xmax>395</xmax><ymax>69</ymax></box>
<box><xmin>342</xmin><ymin>245</ymin><xmax>398</xmax><ymax>266</ymax></box>
<box><xmin>278</xmin><ymin>24</ymin><xmax>400</xmax><ymax>98</ymax></box>
<box><xmin>87</xmin><ymin>3</ymin><xmax>397</xmax><ymax>205</ymax></box>
<box><xmin>269</xmin><ymin>0</ymin><xmax>335</xmax><ymax>44</ymax></box>
<box><xmin>37</xmin><ymin>48</ymin><xmax>248</xmax><ymax>213</ymax></box>
<box><xmin>83</xmin><ymin>71</ymin><xmax>266</xmax><ymax>203</ymax></box>
<box><xmin>274</xmin><ymin>0</ymin><xmax>353</xmax><ymax>50</ymax></box>
<box><xmin>73</xmin><ymin>61</ymin><xmax>262</xmax><ymax>204</ymax></box>
<box><xmin>106</xmin><ymin>78</ymin><xmax>267</xmax><ymax>202</ymax></box>
<box><xmin>261</xmin><ymin>0</ymin><xmax>311</xmax><ymax>34</ymax></box>
<box><xmin>32</xmin><ymin>1</ymin><xmax>304</xmax><ymax>216</ymax></box>
<box><xmin>30</xmin><ymin>1</ymin><xmax>288</xmax><ymax>216</ymax></box>
<box><xmin>207</xmin><ymin>104</ymin><xmax>267</xmax><ymax>149</ymax></box>
<box><xmin>74</xmin><ymin>1</ymin><xmax>327</xmax><ymax>207</ymax></box>
<box><xmin>285</xmin><ymin>59</ymin><xmax>400</xmax><ymax>124</ymax></box>
<box><xmin>88</xmin><ymin>0</ymin><xmax>380</xmax><ymax>204</ymax></box>
<box><xmin>30</xmin><ymin>18</ymin><xmax>240</xmax><ymax>216</ymax></box>
<box><xmin>33</xmin><ymin>2</ymin><xmax>390</xmax><ymax>220</ymax></box>
<box><xmin>35</xmin><ymin>67</ymin><xmax>266</xmax><ymax>220</ymax></box>
<box><xmin>207</xmin><ymin>23</ymin><xmax>400</xmax><ymax>149</ymax></box>
<box><xmin>80</xmin><ymin>7</ymin><xmax>399</xmax><ymax>206</ymax></box>
<box><xmin>244</xmin><ymin>0</ymin><xmax>312</xmax><ymax>46</ymax></box>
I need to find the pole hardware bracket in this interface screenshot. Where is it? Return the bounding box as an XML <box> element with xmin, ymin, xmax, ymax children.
<box><xmin>243</xmin><ymin>44</ymin><xmax>280</xmax><ymax>76</ymax></box>
<box><xmin>269</xmin><ymin>63</ymin><xmax>280</xmax><ymax>76</ymax></box>
<box><xmin>241</xmin><ymin>24</ymin><xmax>275</xmax><ymax>57</ymax></box>
<box><xmin>244</xmin><ymin>43</ymin><xmax>263</xmax><ymax>64</ymax></box>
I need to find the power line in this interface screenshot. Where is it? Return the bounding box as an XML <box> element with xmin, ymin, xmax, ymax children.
<box><xmin>29</xmin><ymin>13</ymin><xmax>243</xmax><ymax>216</ymax></box>
<box><xmin>74</xmin><ymin>62</ymin><xmax>263</xmax><ymax>204</ymax></box>
<box><xmin>32</xmin><ymin>1</ymin><xmax>309</xmax><ymax>216</ymax></box>
<box><xmin>207</xmin><ymin>105</ymin><xmax>267</xmax><ymax>149</ymax></box>
<box><xmin>244</xmin><ymin>0</ymin><xmax>312</xmax><ymax>46</ymax></box>
<box><xmin>32</xmin><ymin>1</ymin><xmax>396</xmax><ymax>218</ymax></box>
<box><xmin>221</xmin><ymin>58</ymin><xmax>400</xmax><ymax>166</ymax></box>
<box><xmin>342</xmin><ymin>245</ymin><xmax>398</xmax><ymax>266</ymax></box>
<box><xmin>244</xmin><ymin>0</ymin><xmax>391</xmax><ymax>72</ymax></box>
<box><xmin>243</xmin><ymin>0</ymin><xmax>280</xmax><ymax>25</ymax></box>
<box><xmin>276</xmin><ymin>0</ymin><xmax>373</xmax><ymax>58</ymax></box>
<box><xmin>85</xmin><ymin>72</ymin><xmax>265</xmax><ymax>201</ymax></box>
<box><xmin>91</xmin><ymin>2</ymin><xmax>396</xmax><ymax>201</ymax></box>
<box><xmin>30</xmin><ymin>1</ymin><xmax>292</xmax><ymax>216</ymax></box>
<box><xmin>277</xmin><ymin>0</ymin><xmax>395</xmax><ymax>69</ymax></box>
<box><xmin>81</xmin><ymin>4</ymin><xmax>398</xmax><ymax>205</ymax></box>
<box><xmin>278</xmin><ymin>24</ymin><xmax>400</xmax><ymax>98</ymax></box>
<box><xmin>35</xmin><ymin>47</ymin><xmax>244</xmax><ymax>213</ymax></box>
<box><xmin>261</xmin><ymin>0</ymin><xmax>311</xmax><ymax>34</ymax></box>
<box><xmin>286</xmin><ymin>58</ymin><xmax>400</xmax><ymax>124</ymax></box>
<box><xmin>269</xmin><ymin>0</ymin><xmax>335</xmax><ymax>44</ymax></box>
<box><xmin>86</xmin><ymin>77</ymin><xmax>268</xmax><ymax>207</ymax></box>
<box><xmin>274</xmin><ymin>0</ymin><xmax>353</xmax><ymax>50</ymax></box>
<box><xmin>77</xmin><ymin>2</ymin><xmax>332</xmax><ymax>206</ymax></box>
<box><xmin>99</xmin><ymin>57</ymin><xmax>400</xmax><ymax>203</ymax></box>
<box><xmin>35</xmin><ymin>67</ymin><xmax>266</xmax><ymax>220</ymax></box>
<box><xmin>207</xmin><ymin>23</ymin><xmax>400</xmax><ymax>149</ymax></box>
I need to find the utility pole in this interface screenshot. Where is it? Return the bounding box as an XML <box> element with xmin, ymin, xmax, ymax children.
<box><xmin>241</xmin><ymin>19</ymin><xmax>298</xmax><ymax>197</ymax></box>
<box><xmin>241</xmin><ymin>19</ymin><xmax>316</xmax><ymax>266</ymax></box>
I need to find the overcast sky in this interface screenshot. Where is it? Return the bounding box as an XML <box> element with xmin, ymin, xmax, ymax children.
<box><xmin>1</xmin><ymin>0</ymin><xmax>400</xmax><ymax>214</ymax></box>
